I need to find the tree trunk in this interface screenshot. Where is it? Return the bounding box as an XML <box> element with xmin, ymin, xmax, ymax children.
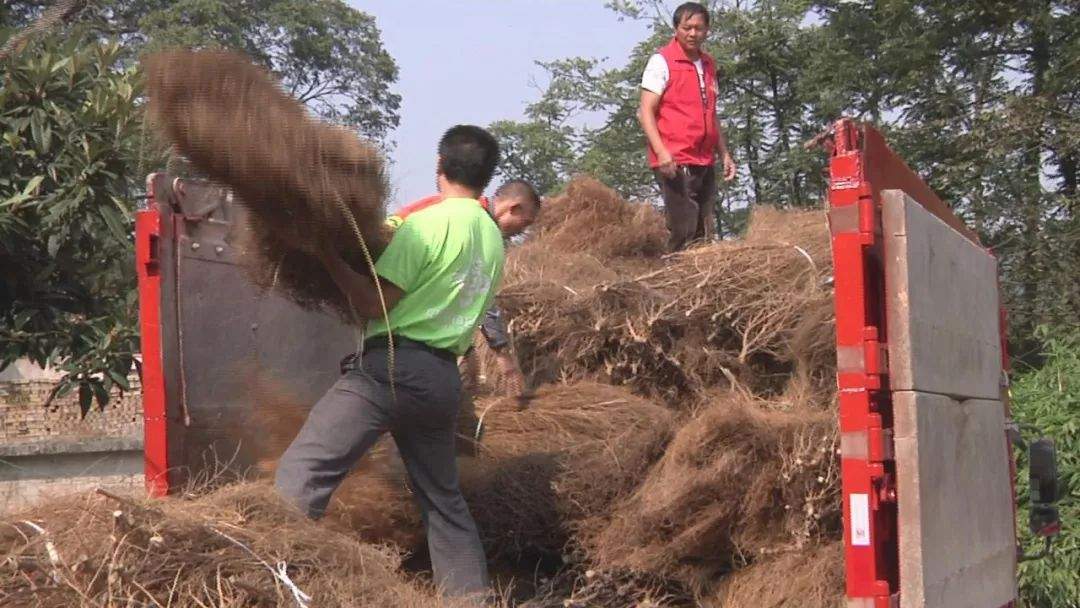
<box><xmin>1017</xmin><ymin>0</ymin><xmax>1052</xmax><ymax>342</ymax></box>
<box><xmin>744</xmin><ymin>107</ymin><xmax>762</xmax><ymax>204</ymax></box>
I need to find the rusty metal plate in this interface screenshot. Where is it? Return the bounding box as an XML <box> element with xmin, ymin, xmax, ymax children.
<box><xmin>157</xmin><ymin>177</ymin><xmax>355</xmax><ymax>485</ymax></box>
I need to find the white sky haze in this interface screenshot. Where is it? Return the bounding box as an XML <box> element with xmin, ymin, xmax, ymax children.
<box><xmin>348</xmin><ymin>1</ymin><xmax>656</xmax><ymax>207</ymax></box>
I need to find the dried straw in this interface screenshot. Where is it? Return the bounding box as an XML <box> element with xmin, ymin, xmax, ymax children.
<box><xmin>707</xmin><ymin>541</ymin><xmax>845</xmax><ymax>608</ymax></box>
<box><xmin>473</xmin><ymin>382</ymin><xmax>670</xmax><ymax>458</ymax></box>
<box><xmin>0</xmin><ymin>483</ymin><xmax>482</xmax><ymax>607</ymax></box>
<box><xmin>144</xmin><ymin>49</ymin><xmax>391</xmax><ymax>319</ymax></box>
<box><xmin>522</xmin><ymin>564</ymin><xmax>691</xmax><ymax>608</ymax></box>
<box><xmin>231</xmin><ymin>374</ymin><xmax>424</xmax><ymax>550</ymax></box>
<box><xmin>242</xmin><ymin>381</ymin><xmax>674</xmax><ymax>562</ymax></box>
<box><xmin>462</xmin><ymin>384</ymin><xmax>675</xmax><ymax>559</ymax></box>
<box><xmin>585</xmin><ymin>391</ymin><xmax>840</xmax><ymax>594</ymax></box>
<box><xmin>531</xmin><ymin>176</ymin><xmax>668</xmax><ymax>261</ymax></box>
<box><xmin>500</xmin><ymin>197</ymin><xmax>835</xmax><ymax>401</ymax></box>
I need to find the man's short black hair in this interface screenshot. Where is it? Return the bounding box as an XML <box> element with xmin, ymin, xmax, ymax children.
<box><xmin>673</xmin><ymin>2</ymin><xmax>709</xmax><ymax>27</ymax></box>
<box><xmin>438</xmin><ymin>125</ymin><xmax>500</xmax><ymax>191</ymax></box>
<box><xmin>494</xmin><ymin>179</ymin><xmax>541</xmax><ymax>209</ymax></box>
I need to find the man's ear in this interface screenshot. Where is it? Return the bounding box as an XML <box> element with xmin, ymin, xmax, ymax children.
<box><xmin>525</xmin><ymin>199</ymin><xmax>541</xmax><ymax>220</ymax></box>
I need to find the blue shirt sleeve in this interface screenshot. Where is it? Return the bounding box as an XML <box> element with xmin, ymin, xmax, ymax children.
<box><xmin>479</xmin><ymin>306</ymin><xmax>510</xmax><ymax>351</ymax></box>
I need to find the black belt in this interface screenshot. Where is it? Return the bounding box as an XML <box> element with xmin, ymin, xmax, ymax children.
<box><xmin>340</xmin><ymin>335</ymin><xmax>457</xmax><ymax>372</ymax></box>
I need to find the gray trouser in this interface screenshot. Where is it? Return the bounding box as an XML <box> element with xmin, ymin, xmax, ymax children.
<box><xmin>274</xmin><ymin>346</ymin><xmax>489</xmax><ymax>597</ymax></box>
<box><xmin>655</xmin><ymin>164</ymin><xmax>717</xmax><ymax>252</ymax></box>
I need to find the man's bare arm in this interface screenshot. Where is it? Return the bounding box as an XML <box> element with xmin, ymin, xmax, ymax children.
<box><xmin>318</xmin><ymin>251</ymin><xmax>403</xmax><ymax>319</ymax></box>
<box><xmin>638</xmin><ymin>89</ymin><xmax>676</xmax><ymax>178</ymax></box>
<box><xmin>480</xmin><ymin>307</ymin><xmax>526</xmax><ymax>397</ymax></box>
<box><xmin>716</xmin><ymin>123</ymin><xmax>736</xmax><ymax>181</ymax></box>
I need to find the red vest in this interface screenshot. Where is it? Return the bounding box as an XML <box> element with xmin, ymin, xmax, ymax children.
<box><xmin>647</xmin><ymin>39</ymin><xmax>718</xmax><ymax>168</ymax></box>
<box><xmin>389</xmin><ymin>194</ymin><xmax>491</xmax><ymax>226</ymax></box>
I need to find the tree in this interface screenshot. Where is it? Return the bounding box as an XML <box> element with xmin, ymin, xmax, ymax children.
<box><xmin>495</xmin><ymin>0</ymin><xmax>1079</xmax><ymax>355</ymax></box>
<box><xmin>1011</xmin><ymin>325</ymin><xmax>1080</xmax><ymax>607</ymax></box>
<box><xmin>6</xmin><ymin>0</ymin><xmax>402</xmax><ymax>143</ymax></box>
<box><xmin>1</xmin><ymin>0</ymin><xmax>402</xmax><ymax>408</ymax></box>
<box><xmin>803</xmin><ymin>0</ymin><xmax>1079</xmax><ymax>360</ymax></box>
<box><xmin>0</xmin><ymin>28</ymin><xmax>149</xmax><ymax>411</ymax></box>
<box><xmin>488</xmin><ymin>46</ymin><xmax>666</xmax><ymax>202</ymax></box>
<box><xmin>490</xmin><ymin>96</ymin><xmax>577</xmax><ymax>196</ymax></box>
<box><xmin>134</xmin><ymin>0</ymin><xmax>401</xmax><ymax>143</ymax></box>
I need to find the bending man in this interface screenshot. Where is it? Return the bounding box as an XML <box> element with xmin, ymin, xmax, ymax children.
<box><xmin>388</xmin><ymin>180</ymin><xmax>542</xmax><ymax>393</ymax></box>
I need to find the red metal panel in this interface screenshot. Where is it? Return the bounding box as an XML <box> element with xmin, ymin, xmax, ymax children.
<box><xmin>136</xmin><ymin>174</ymin><xmax>169</xmax><ymax>497</ymax></box>
<box><xmin>829</xmin><ymin>119</ymin><xmax>897</xmax><ymax>608</ymax></box>
<box><xmin>1000</xmin><ymin>305</ymin><xmax>1018</xmax><ymax>608</ymax></box>
<box><xmin>829</xmin><ymin>117</ymin><xmax>1017</xmax><ymax>607</ymax></box>
<box><xmin>858</xmin><ymin>126</ymin><xmax>981</xmax><ymax>245</ymax></box>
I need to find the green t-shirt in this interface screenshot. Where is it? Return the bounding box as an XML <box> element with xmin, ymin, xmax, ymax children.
<box><xmin>368</xmin><ymin>197</ymin><xmax>505</xmax><ymax>356</ymax></box>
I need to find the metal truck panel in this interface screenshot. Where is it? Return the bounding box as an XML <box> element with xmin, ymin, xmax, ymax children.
<box><xmin>883</xmin><ymin>191</ymin><xmax>1001</xmax><ymax>400</ymax></box>
<box><xmin>893</xmin><ymin>390</ymin><xmax>1017</xmax><ymax>608</ymax></box>
<box><xmin>140</xmin><ymin>175</ymin><xmax>356</xmax><ymax>490</ymax></box>
<box><xmin>827</xmin><ymin>119</ymin><xmax>1015</xmax><ymax>608</ymax></box>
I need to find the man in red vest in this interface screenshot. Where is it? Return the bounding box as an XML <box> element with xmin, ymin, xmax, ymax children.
<box><xmin>386</xmin><ymin>180</ymin><xmax>538</xmax><ymax>238</ymax></box>
<box><xmin>638</xmin><ymin>2</ymin><xmax>736</xmax><ymax>252</ymax></box>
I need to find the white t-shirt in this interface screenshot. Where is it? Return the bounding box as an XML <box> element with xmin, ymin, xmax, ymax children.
<box><xmin>641</xmin><ymin>53</ymin><xmax>707</xmax><ymax>96</ymax></box>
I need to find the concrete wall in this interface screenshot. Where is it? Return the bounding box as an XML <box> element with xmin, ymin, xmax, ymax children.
<box><xmin>0</xmin><ymin>437</ymin><xmax>144</xmax><ymax>514</ymax></box>
<box><xmin>0</xmin><ymin>364</ymin><xmax>145</xmax><ymax>514</ymax></box>
<box><xmin>0</xmin><ymin>358</ymin><xmax>63</xmax><ymax>382</ymax></box>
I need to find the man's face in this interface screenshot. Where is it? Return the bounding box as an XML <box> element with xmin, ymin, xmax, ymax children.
<box><xmin>675</xmin><ymin>13</ymin><xmax>708</xmax><ymax>53</ymax></box>
<box><xmin>493</xmin><ymin>196</ymin><xmax>539</xmax><ymax>238</ymax></box>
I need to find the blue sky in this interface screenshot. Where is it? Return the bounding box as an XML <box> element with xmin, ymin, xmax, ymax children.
<box><xmin>347</xmin><ymin>1</ymin><xmax>658</xmax><ymax>208</ymax></box>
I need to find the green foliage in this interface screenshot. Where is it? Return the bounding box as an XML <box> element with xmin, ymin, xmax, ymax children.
<box><xmin>805</xmin><ymin>0</ymin><xmax>1080</xmax><ymax>361</ymax></box>
<box><xmin>2</xmin><ymin>1</ymin><xmax>399</xmax><ymax>410</ymax></box>
<box><xmin>487</xmin><ymin>37</ymin><xmax>670</xmax><ymax>204</ymax></box>
<box><xmin>1012</xmin><ymin>325</ymin><xmax>1080</xmax><ymax>607</ymax></box>
<box><xmin>0</xmin><ymin>29</ymin><xmax>148</xmax><ymax>410</ymax></box>
<box><xmin>6</xmin><ymin>0</ymin><xmax>402</xmax><ymax>142</ymax></box>
<box><xmin>489</xmin><ymin>101</ymin><xmax>576</xmax><ymax>197</ymax></box>
<box><xmin>133</xmin><ymin>0</ymin><xmax>401</xmax><ymax>142</ymax></box>
<box><xmin>494</xmin><ymin>0</ymin><xmax>1079</xmax><ymax>354</ymax></box>
<box><xmin>710</xmin><ymin>0</ymin><xmax>827</xmax><ymax>210</ymax></box>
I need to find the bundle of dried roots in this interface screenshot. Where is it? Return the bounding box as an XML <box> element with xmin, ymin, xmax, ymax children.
<box><xmin>500</xmin><ymin>197</ymin><xmax>835</xmax><ymax>401</ymax></box>
<box><xmin>144</xmin><ymin>49</ymin><xmax>390</xmax><ymax>320</ymax></box>
<box><xmin>584</xmin><ymin>391</ymin><xmax>840</xmax><ymax>594</ymax></box>
<box><xmin>0</xmin><ymin>483</ymin><xmax>480</xmax><ymax>607</ymax></box>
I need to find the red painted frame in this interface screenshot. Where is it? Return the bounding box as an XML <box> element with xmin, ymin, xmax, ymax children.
<box><xmin>827</xmin><ymin>118</ymin><xmax>1015</xmax><ymax>607</ymax></box>
<box><xmin>829</xmin><ymin>118</ymin><xmax>897</xmax><ymax>608</ymax></box>
<box><xmin>136</xmin><ymin>175</ymin><xmax>169</xmax><ymax>497</ymax></box>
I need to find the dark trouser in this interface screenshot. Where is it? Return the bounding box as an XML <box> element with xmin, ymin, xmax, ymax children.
<box><xmin>274</xmin><ymin>345</ymin><xmax>489</xmax><ymax>598</ymax></box>
<box><xmin>655</xmin><ymin>163</ymin><xmax>717</xmax><ymax>252</ymax></box>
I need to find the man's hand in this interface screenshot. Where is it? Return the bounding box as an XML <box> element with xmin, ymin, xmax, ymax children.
<box><xmin>313</xmin><ymin>243</ymin><xmax>339</xmax><ymax>267</ymax></box>
<box><xmin>315</xmin><ymin>245</ymin><xmax>403</xmax><ymax>319</ymax></box>
<box><xmin>639</xmin><ymin>89</ymin><xmax>678</xmax><ymax>180</ymax></box>
<box><xmin>721</xmin><ymin>151</ymin><xmax>737</xmax><ymax>182</ymax></box>
<box><xmin>656</xmin><ymin>148</ymin><xmax>678</xmax><ymax>179</ymax></box>
<box><xmin>494</xmin><ymin>350</ymin><xmax>526</xmax><ymax>398</ymax></box>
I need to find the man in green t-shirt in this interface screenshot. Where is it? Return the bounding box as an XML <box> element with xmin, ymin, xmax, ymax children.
<box><xmin>275</xmin><ymin>125</ymin><xmax>503</xmax><ymax>600</ymax></box>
